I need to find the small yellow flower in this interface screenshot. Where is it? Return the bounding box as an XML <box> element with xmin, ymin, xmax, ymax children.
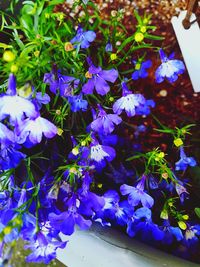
<box><xmin>64</xmin><ymin>42</ymin><xmax>74</xmax><ymax>52</ymax></box>
<box><xmin>178</xmin><ymin>221</ymin><xmax>187</xmax><ymax>230</ymax></box>
<box><xmin>160</xmin><ymin>209</ymin><xmax>168</xmax><ymax>219</ymax></box>
<box><xmin>3</xmin><ymin>226</ymin><xmax>12</xmax><ymax>235</ymax></box>
<box><xmin>81</xmin><ymin>140</ymin><xmax>86</xmax><ymax>146</ymax></box>
<box><xmin>174</xmin><ymin>138</ymin><xmax>183</xmax><ymax>147</ymax></box>
<box><xmin>3</xmin><ymin>50</ymin><xmax>16</xmax><ymax>62</ymax></box>
<box><xmin>182</xmin><ymin>214</ymin><xmax>189</xmax><ymax>220</ymax></box>
<box><xmin>10</xmin><ymin>64</ymin><xmax>18</xmax><ymax>73</ymax></box>
<box><xmin>34</xmin><ymin>50</ymin><xmax>40</xmax><ymax>57</ymax></box>
<box><xmin>69</xmin><ymin>167</ymin><xmax>77</xmax><ymax>174</ymax></box>
<box><xmin>85</xmin><ymin>71</ymin><xmax>92</xmax><ymax>79</ymax></box>
<box><xmin>143</xmin><ymin>18</ymin><xmax>148</xmax><ymax>24</ymax></box>
<box><xmin>140</xmin><ymin>26</ymin><xmax>147</xmax><ymax>33</ymax></box>
<box><xmin>134</xmin><ymin>32</ymin><xmax>144</xmax><ymax>42</ymax></box>
<box><xmin>135</xmin><ymin>63</ymin><xmax>141</xmax><ymax>70</ymax></box>
<box><xmin>57</xmin><ymin>128</ymin><xmax>64</xmax><ymax>136</ymax></box>
<box><xmin>161</xmin><ymin>172</ymin><xmax>168</xmax><ymax>179</ymax></box>
<box><xmin>155</xmin><ymin>152</ymin><xmax>165</xmax><ymax>161</ymax></box>
<box><xmin>14</xmin><ymin>217</ymin><xmax>22</xmax><ymax>226</ymax></box>
<box><xmin>72</xmin><ymin>147</ymin><xmax>79</xmax><ymax>156</ymax></box>
<box><xmin>110</xmin><ymin>53</ymin><xmax>117</xmax><ymax>61</ymax></box>
<box><xmin>56</xmin><ymin>109</ymin><xmax>61</xmax><ymax>115</ymax></box>
<box><xmin>97</xmin><ymin>183</ymin><xmax>103</xmax><ymax>189</ymax></box>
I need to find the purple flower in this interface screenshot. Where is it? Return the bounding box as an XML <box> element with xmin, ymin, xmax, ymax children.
<box><xmin>95</xmin><ymin>190</ymin><xmax>133</xmax><ymax>226</ymax></box>
<box><xmin>90</xmin><ymin>141</ymin><xmax>116</xmax><ymax>168</ymax></box>
<box><xmin>113</xmin><ymin>81</ymin><xmax>145</xmax><ymax>117</ymax></box>
<box><xmin>70</xmin><ymin>26</ymin><xmax>96</xmax><ymax>49</ymax></box>
<box><xmin>78</xmin><ymin>173</ymin><xmax>105</xmax><ymax>216</ymax></box>
<box><xmin>43</xmin><ymin>70</ymin><xmax>79</xmax><ymax>97</ymax></box>
<box><xmin>161</xmin><ymin>220</ymin><xmax>183</xmax><ymax>245</ymax></box>
<box><xmin>25</xmin><ymin>232</ymin><xmax>67</xmax><ymax>264</ymax></box>
<box><xmin>155</xmin><ymin>49</ymin><xmax>185</xmax><ymax>83</ymax></box>
<box><xmin>175</xmin><ymin>183</ymin><xmax>189</xmax><ymax>203</ymax></box>
<box><xmin>135</xmin><ymin>99</ymin><xmax>155</xmax><ymax>116</ymax></box>
<box><xmin>49</xmin><ymin>195</ymin><xmax>92</xmax><ymax>236</ymax></box>
<box><xmin>16</xmin><ymin>115</ymin><xmax>57</xmax><ymax>146</ymax></box>
<box><xmin>105</xmin><ymin>41</ymin><xmax>113</xmax><ymax>52</ymax></box>
<box><xmin>82</xmin><ymin>58</ymin><xmax>118</xmax><ymax>96</ymax></box>
<box><xmin>120</xmin><ymin>175</ymin><xmax>154</xmax><ymax>208</ymax></box>
<box><xmin>175</xmin><ymin>146</ymin><xmax>197</xmax><ymax>171</ymax></box>
<box><xmin>134</xmin><ymin>124</ymin><xmax>146</xmax><ymax>138</ymax></box>
<box><xmin>68</xmin><ymin>93</ymin><xmax>88</xmax><ymax>112</ymax></box>
<box><xmin>0</xmin><ymin>74</ymin><xmax>38</xmax><ymax>126</ymax></box>
<box><xmin>132</xmin><ymin>60</ymin><xmax>152</xmax><ymax>80</ymax></box>
<box><xmin>0</xmin><ymin>122</ymin><xmax>14</xmax><ymax>142</ymax></box>
<box><xmin>184</xmin><ymin>225</ymin><xmax>200</xmax><ymax>246</ymax></box>
<box><xmin>0</xmin><ymin>142</ymin><xmax>26</xmax><ymax>170</ymax></box>
<box><xmin>31</xmin><ymin>92</ymin><xmax>50</xmax><ymax>110</ymax></box>
<box><xmin>91</xmin><ymin>105</ymin><xmax>122</xmax><ymax>134</ymax></box>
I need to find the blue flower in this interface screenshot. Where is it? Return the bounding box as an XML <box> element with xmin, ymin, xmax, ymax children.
<box><xmin>90</xmin><ymin>140</ymin><xmax>116</xmax><ymax>168</ymax></box>
<box><xmin>25</xmin><ymin>232</ymin><xmax>67</xmax><ymax>264</ymax></box>
<box><xmin>113</xmin><ymin>81</ymin><xmax>146</xmax><ymax>117</ymax></box>
<box><xmin>49</xmin><ymin>195</ymin><xmax>92</xmax><ymax>236</ymax></box>
<box><xmin>0</xmin><ymin>122</ymin><xmax>14</xmax><ymax>142</ymax></box>
<box><xmin>155</xmin><ymin>49</ymin><xmax>185</xmax><ymax>83</ymax></box>
<box><xmin>91</xmin><ymin>105</ymin><xmax>122</xmax><ymax>134</ymax></box>
<box><xmin>0</xmin><ymin>142</ymin><xmax>26</xmax><ymax>170</ymax></box>
<box><xmin>175</xmin><ymin>146</ymin><xmax>197</xmax><ymax>171</ymax></box>
<box><xmin>0</xmin><ymin>74</ymin><xmax>38</xmax><ymax>126</ymax></box>
<box><xmin>77</xmin><ymin>173</ymin><xmax>105</xmax><ymax>217</ymax></box>
<box><xmin>132</xmin><ymin>60</ymin><xmax>152</xmax><ymax>80</ymax></box>
<box><xmin>68</xmin><ymin>93</ymin><xmax>88</xmax><ymax>112</ymax></box>
<box><xmin>31</xmin><ymin>92</ymin><xmax>50</xmax><ymax>110</ymax></box>
<box><xmin>184</xmin><ymin>225</ymin><xmax>200</xmax><ymax>246</ymax></box>
<box><xmin>43</xmin><ymin>70</ymin><xmax>80</xmax><ymax>97</ymax></box>
<box><xmin>134</xmin><ymin>124</ymin><xmax>146</xmax><ymax>138</ymax></box>
<box><xmin>105</xmin><ymin>41</ymin><xmax>113</xmax><ymax>52</ymax></box>
<box><xmin>161</xmin><ymin>220</ymin><xmax>183</xmax><ymax>245</ymax></box>
<box><xmin>94</xmin><ymin>190</ymin><xmax>133</xmax><ymax>226</ymax></box>
<box><xmin>135</xmin><ymin>99</ymin><xmax>155</xmax><ymax>116</ymax></box>
<box><xmin>120</xmin><ymin>175</ymin><xmax>154</xmax><ymax>208</ymax></box>
<box><xmin>175</xmin><ymin>183</ymin><xmax>189</xmax><ymax>203</ymax></box>
<box><xmin>16</xmin><ymin>115</ymin><xmax>57</xmax><ymax>147</ymax></box>
<box><xmin>82</xmin><ymin>58</ymin><xmax>118</xmax><ymax>96</ymax></box>
<box><xmin>70</xmin><ymin>26</ymin><xmax>96</xmax><ymax>49</ymax></box>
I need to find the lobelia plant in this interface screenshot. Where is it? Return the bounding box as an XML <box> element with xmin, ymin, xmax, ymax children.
<box><xmin>0</xmin><ymin>0</ymin><xmax>199</xmax><ymax>265</ymax></box>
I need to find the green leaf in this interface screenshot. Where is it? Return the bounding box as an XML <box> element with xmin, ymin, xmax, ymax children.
<box><xmin>0</xmin><ymin>42</ymin><xmax>12</xmax><ymax>49</ymax></box>
<box><xmin>48</xmin><ymin>0</ymin><xmax>65</xmax><ymax>6</ymax></box>
<box><xmin>134</xmin><ymin>10</ymin><xmax>142</xmax><ymax>25</ymax></box>
<box><xmin>117</xmin><ymin>35</ymin><xmax>135</xmax><ymax>52</ymax></box>
<box><xmin>126</xmin><ymin>154</ymin><xmax>144</xmax><ymax>161</ymax></box>
<box><xmin>145</xmin><ymin>33</ymin><xmax>164</xmax><ymax>41</ymax></box>
<box><xmin>195</xmin><ymin>208</ymin><xmax>200</xmax><ymax>219</ymax></box>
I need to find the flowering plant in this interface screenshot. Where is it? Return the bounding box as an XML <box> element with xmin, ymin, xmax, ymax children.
<box><xmin>0</xmin><ymin>0</ymin><xmax>199</xmax><ymax>264</ymax></box>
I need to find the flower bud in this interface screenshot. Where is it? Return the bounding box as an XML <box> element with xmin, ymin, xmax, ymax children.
<box><xmin>134</xmin><ymin>32</ymin><xmax>144</xmax><ymax>42</ymax></box>
<box><xmin>178</xmin><ymin>221</ymin><xmax>187</xmax><ymax>230</ymax></box>
<box><xmin>174</xmin><ymin>138</ymin><xmax>183</xmax><ymax>147</ymax></box>
<box><xmin>64</xmin><ymin>42</ymin><xmax>74</xmax><ymax>52</ymax></box>
<box><xmin>10</xmin><ymin>64</ymin><xmax>18</xmax><ymax>73</ymax></box>
<box><xmin>110</xmin><ymin>53</ymin><xmax>117</xmax><ymax>61</ymax></box>
<box><xmin>85</xmin><ymin>71</ymin><xmax>92</xmax><ymax>79</ymax></box>
<box><xmin>3</xmin><ymin>50</ymin><xmax>16</xmax><ymax>62</ymax></box>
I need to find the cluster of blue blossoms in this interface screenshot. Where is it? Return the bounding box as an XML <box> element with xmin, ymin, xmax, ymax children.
<box><xmin>0</xmin><ymin>23</ymin><xmax>199</xmax><ymax>265</ymax></box>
